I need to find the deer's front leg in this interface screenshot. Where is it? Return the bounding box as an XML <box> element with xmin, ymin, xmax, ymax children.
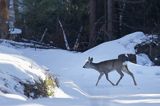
<box><xmin>96</xmin><ymin>73</ymin><xmax>104</xmax><ymax>86</ymax></box>
<box><xmin>105</xmin><ymin>73</ymin><xmax>115</xmax><ymax>86</ymax></box>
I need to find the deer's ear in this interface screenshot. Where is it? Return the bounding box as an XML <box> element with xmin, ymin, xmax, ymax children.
<box><xmin>88</xmin><ymin>57</ymin><xmax>91</xmax><ymax>60</ymax></box>
<box><xmin>90</xmin><ymin>57</ymin><xmax>93</xmax><ymax>62</ymax></box>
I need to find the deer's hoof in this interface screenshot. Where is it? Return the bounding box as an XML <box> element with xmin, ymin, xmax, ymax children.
<box><xmin>112</xmin><ymin>84</ymin><xmax>116</xmax><ymax>86</ymax></box>
<box><xmin>115</xmin><ymin>83</ymin><xmax>118</xmax><ymax>86</ymax></box>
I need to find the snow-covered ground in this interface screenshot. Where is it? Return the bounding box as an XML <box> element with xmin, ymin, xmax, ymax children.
<box><xmin>0</xmin><ymin>32</ymin><xmax>160</xmax><ymax>106</ymax></box>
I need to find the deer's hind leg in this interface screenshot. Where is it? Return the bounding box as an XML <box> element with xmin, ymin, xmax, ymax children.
<box><xmin>122</xmin><ymin>66</ymin><xmax>137</xmax><ymax>86</ymax></box>
<box><xmin>116</xmin><ymin>70</ymin><xmax>124</xmax><ymax>85</ymax></box>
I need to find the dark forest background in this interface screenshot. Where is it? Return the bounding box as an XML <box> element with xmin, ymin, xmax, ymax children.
<box><xmin>1</xmin><ymin>0</ymin><xmax>160</xmax><ymax>51</ymax></box>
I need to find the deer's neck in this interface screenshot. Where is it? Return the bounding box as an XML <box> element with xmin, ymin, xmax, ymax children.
<box><xmin>91</xmin><ymin>63</ymin><xmax>99</xmax><ymax>70</ymax></box>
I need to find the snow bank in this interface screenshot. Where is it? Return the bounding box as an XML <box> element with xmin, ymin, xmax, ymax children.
<box><xmin>0</xmin><ymin>45</ymin><xmax>47</xmax><ymax>99</ymax></box>
<box><xmin>1</xmin><ymin>32</ymin><xmax>160</xmax><ymax>106</ymax></box>
<box><xmin>83</xmin><ymin>32</ymin><xmax>147</xmax><ymax>62</ymax></box>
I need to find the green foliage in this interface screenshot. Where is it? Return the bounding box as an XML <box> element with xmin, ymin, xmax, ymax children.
<box><xmin>13</xmin><ymin>0</ymin><xmax>160</xmax><ymax>51</ymax></box>
<box><xmin>44</xmin><ymin>74</ymin><xmax>56</xmax><ymax>96</ymax></box>
<box><xmin>23</xmin><ymin>0</ymin><xmax>58</xmax><ymax>36</ymax></box>
<box><xmin>22</xmin><ymin>74</ymin><xmax>57</xmax><ymax>99</ymax></box>
<box><xmin>22</xmin><ymin>0</ymin><xmax>88</xmax><ymax>44</ymax></box>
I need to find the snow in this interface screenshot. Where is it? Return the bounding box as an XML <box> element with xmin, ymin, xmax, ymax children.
<box><xmin>137</xmin><ymin>53</ymin><xmax>154</xmax><ymax>66</ymax></box>
<box><xmin>9</xmin><ymin>28</ymin><xmax>22</xmax><ymax>35</ymax></box>
<box><xmin>0</xmin><ymin>31</ymin><xmax>160</xmax><ymax>106</ymax></box>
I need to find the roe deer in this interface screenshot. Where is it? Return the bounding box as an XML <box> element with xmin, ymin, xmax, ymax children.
<box><xmin>83</xmin><ymin>57</ymin><xmax>137</xmax><ymax>86</ymax></box>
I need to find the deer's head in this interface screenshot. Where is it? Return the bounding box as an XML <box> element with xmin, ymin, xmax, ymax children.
<box><xmin>83</xmin><ymin>57</ymin><xmax>93</xmax><ymax>68</ymax></box>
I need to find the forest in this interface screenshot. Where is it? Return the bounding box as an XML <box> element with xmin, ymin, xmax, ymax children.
<box><xmin>0</xmin><ymin>0</ymin><xmax>160</xmax><ymax>51</ymax></box>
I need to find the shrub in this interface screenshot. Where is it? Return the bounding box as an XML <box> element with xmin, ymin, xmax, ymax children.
<box><xmin>22</xmin><ymin>73</ymin><xmax>57</xmax><ymax>99</ymax></box>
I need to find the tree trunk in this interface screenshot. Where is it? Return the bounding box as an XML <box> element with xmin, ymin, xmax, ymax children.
<box><xmin>58</xmin><ymin>19</ymin><xmax>70</xmax><ymax>50</ymax></box>
<box><xmin>0</xmin><ymin>0</ymin><xmax>9</xmax><ymax>39</ymax></box>
<box><xmin>103</xmin><ymin>0</ymin><xmax>108</xmax><ymax>41</ymax></box>
<box><xmin>8</xmin><ymin>0</ymin><xmax>15</xmax><ymax>30</ymax></box>
<box><xmin>119</xmin><ymin>0</ymin><xmax>126</xmax><ymax>35</ymax></box>
<box><xmin>107</xmin><ymin>0</ymin><xmax>114</xmax><ymax>40</ymax></box>
<box><xmin>73</xmin><ymin>26</ymin><xmax>83</xmax><ymax>50</ymax></box>
<box><xmin>40</xmin><ymin>28</ymin><xmax>48</xmax><ymax>43</ymax></box>
<box><xmin>88</xmin><ymin>0</ymin><xmax>97</xmax><ymax>48</ymax></box>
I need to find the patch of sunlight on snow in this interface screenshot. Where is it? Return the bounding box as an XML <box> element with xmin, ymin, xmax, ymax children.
<box><xmin>63</xmin><ymin>81</ymin><xmax>116</xmax><ymax>99</ymax></box>
<box><xmin>54</xmin><ymin>87</ymin><xmax>73</xmax><ymax>98</ymax></box>
<box><xmin>113</xmin><ymin>99</ymin><xmax>160</xmax><ymax>104</ymax></box>
<box><xmin>64</xmin><ymin>81</ymin><xmax>90</xmax><ymax>97</ymax></box>
<box><xmin>131</xmin><ymin>94</ymin><xmax>160</xmax><ymax>97</ymax></box>
<box><xmin>0</xmin><ymin>53</ymin><xmax>46</xmax><ymax>80</ymax></box>
<box><xmin>17</xmin><ymin>104</ymin><xmax>44</xmax><ymax>106</ymax></box>
<box><xmin>112</xmin><ymin>94</ymin><xmax>160</xmax><ymax>104</ymax></box>
<box><xmin>1</xmin><ymin>93</ymin><xmax>27</xmax><ymax>101</ymax></box>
